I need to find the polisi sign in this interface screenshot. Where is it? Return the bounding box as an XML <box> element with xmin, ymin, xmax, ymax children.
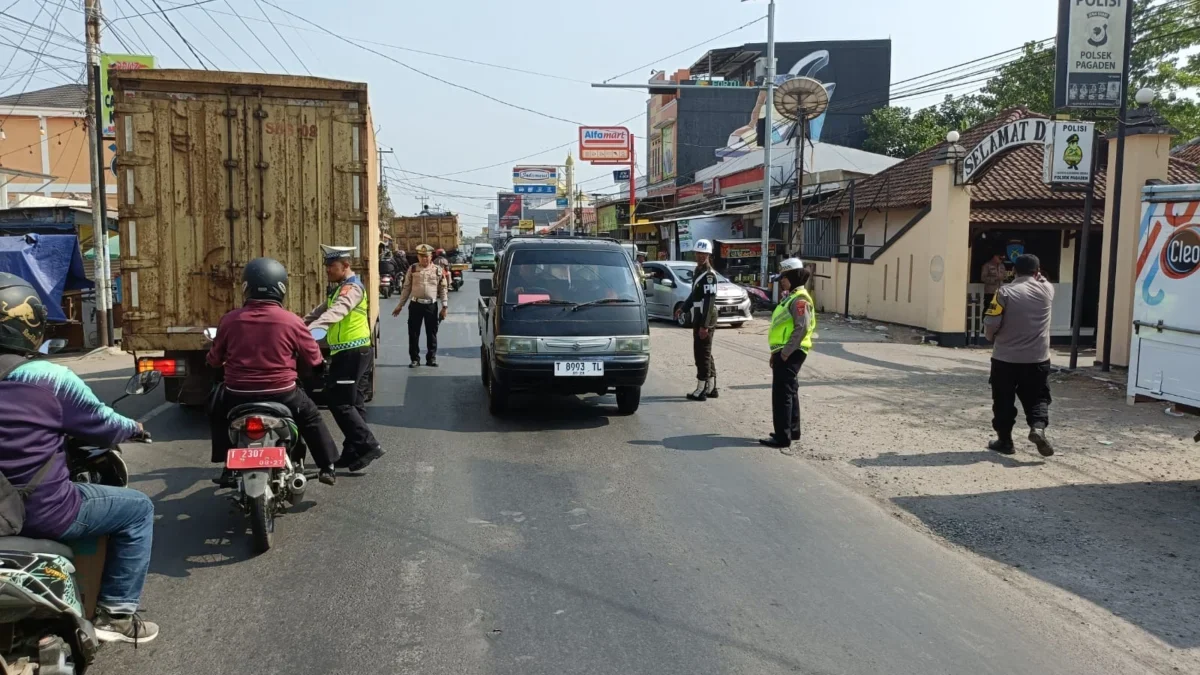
<box><xmin>1162</xmin><ymin>226</ymin><xmax>1200</xmax><ymax>279</ymax></box>
<box><xmin>579</xmin><ymin>126</ymin><xmax>632</xmax><ymax>162</ymax></box>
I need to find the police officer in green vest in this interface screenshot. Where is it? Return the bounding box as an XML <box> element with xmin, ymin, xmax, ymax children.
<box><xmin>305</xmin><ymin>245</ymin><xmax>384</xmax><ymax>472</ymax></box>
<box><xmin>760</xmin><ymin>258</ymin><xmax>816</xmax><ymax>455</ymax></box>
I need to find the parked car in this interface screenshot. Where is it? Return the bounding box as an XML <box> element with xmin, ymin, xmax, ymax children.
<box><xmin>478</xmin><ymin>237</ymin><xmax>650</xmax><ymax>415</ymax></box>
<box><xmin>643</xmin><ymin>261</ymin><xmax>752</xmax><ymax>328</ymax></box>
<box><xmin>471</xmin><ymin>243</ymin><xmax>497</xmax><ymax>271</ymax></box>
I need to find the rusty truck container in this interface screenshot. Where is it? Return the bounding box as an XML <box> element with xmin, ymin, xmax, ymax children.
<box><xmin>392</xmin><ymin>214</ymin><xmax>460</xmax><ymax>255</ymax></box>
<box><xmin>112</xmin><ymin>70</ymin><xmax>378</xmax><ymax>404</ymax></box>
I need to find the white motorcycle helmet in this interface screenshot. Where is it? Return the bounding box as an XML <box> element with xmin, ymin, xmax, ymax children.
<box><xmin>779</xmin><ymin>257</ymin><xmax>804</xmax><ymax>272</ymax></box>
<box><xmin>693</xmin><ymin>239</ymin><xmax>714</xmax><ymax>255</ymax></box>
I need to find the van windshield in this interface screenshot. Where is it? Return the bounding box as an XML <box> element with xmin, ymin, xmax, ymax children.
<box><xmin>475</xmin><ymin>246</ymin><xmax>494</xmax><ymax>258</ymax></box>
<box><xmin>505</xmin><ymin>249</ymin><xmax>640</xmax><ymax>306</ymax></box>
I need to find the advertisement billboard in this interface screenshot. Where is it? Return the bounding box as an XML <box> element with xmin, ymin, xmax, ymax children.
<box><xmin>497</xmin><ymin>193</ymin><xmax>522</xmax><ymax>229</ymax></box>
<box><xmin>100</xmin><ymin>53</ymin><xmax>155</xmax><ymax>138</ymax></box>
<box><xmin>513</xmin><ymin>166</ymin><xmax>558</xmax><ymax>194</ymax></box>
<box><xmin>701</xmin><ymin>40</ymin><xmax>891</xmax><ymax>160</ymax></box>
<box><xmin>579</xmin><ymin>127</ymin><xmax>632</xmax><ymax>162</ymax></box>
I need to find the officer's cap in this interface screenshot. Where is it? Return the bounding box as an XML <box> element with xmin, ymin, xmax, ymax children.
<box><xmin>415</xmin><ymin>244</ymin><xmax>435</xmax><ymax>255</ymax></box>
<box><xmin>321</xmin><ymin>245</ymin><xmax>355</xmax><ymax>264</ymax></box>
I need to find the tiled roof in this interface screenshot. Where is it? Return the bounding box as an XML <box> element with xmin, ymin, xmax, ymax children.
<box><xmin>810</xmin><ymin>108</ymin><xmax>1200</xmax><ymax>218</ymax></box>
<box><xmin>1174</xmin><ymin>138</ymin><xmax>1200</xmax><ymax>165</ymax></box>
<box><xmin>0</xmin><ymin>84</ymin><xmax>88</xmax><ymax>110</ymax></box>
<box><xmin>971</xmin><ymin>207</ymin><xmax>1103</xmax><ymax>227</ymax></box>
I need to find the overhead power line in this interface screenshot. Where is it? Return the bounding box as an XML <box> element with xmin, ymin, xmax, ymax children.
<box><xmin>252</xmin><ymin>0</ymin><xmax>310</xmax><ymax>75</ymax></box>
<box><xmin>602</xmin><ymin>14</ymin><xmax>767</xmax><ymax>83</ymax></box>
<box><xmin>148</xmin><ymin>0</ymin><xmax>212</xmax><ymax>69</ymax></box>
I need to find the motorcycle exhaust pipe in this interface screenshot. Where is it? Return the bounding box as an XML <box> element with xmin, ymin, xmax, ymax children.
<box><xmin>290</xmin><ymin>473</ymin><xmax>307</xmax><ymax>494</ymax></box>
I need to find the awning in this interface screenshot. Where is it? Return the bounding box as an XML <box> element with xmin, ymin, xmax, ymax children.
<box><xmin>0</xmin><ymin>234</ymin><xmax>93</xmax><ymax>322</ymax></box>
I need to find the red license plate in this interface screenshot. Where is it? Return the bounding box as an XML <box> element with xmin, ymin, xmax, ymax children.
<box><xmin>226</xmin><ymin>447</ymin><xmax>287</xmax><ymax>470</ymax></box>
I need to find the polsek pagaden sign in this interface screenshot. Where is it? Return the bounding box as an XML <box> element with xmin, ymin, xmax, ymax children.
<box><xmin>1054</xmin><ymin>0</ymin><xmax>1129</xmax><ymax>110</ymax></box>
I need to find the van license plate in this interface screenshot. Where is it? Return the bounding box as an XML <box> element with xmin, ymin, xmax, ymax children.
<box><xmin>554</xmin><ymin>361</ymin><xmax>604</xmax><ymax>377</ymax></box>
<box><xmin>226</xmin><ymin>447</ymin><xmax>287</xmax><ymax>470</ymax></box>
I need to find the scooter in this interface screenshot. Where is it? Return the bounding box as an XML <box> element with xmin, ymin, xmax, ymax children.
<box><xmin>379</xmin><ymin>274</ymin><xmax>393</xmax><ymax>299</ymax></box>
<box><xmin>0</xmin><ymin>358</ymin><xmax>158</xmax><ymax>675</ymax></box>
<box><xmin>450</xmin><ymin>268</ymin><xmax>464</xmax><ymax>292</ymax></box>
<box><xmin>205</xmin><ymin>327</ymin><xmax>319</xmax><ymax>554</ymax></box>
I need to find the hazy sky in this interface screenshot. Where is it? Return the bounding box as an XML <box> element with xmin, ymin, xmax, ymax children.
<box><xmin>0</xmin><ymin>0</ymin><xmax>1058</xmax><ymax>233</ymax></box>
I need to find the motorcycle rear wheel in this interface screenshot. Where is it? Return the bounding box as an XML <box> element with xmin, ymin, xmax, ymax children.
<box><xmin>250</xmin><ymin>494</ymin><xmax>274</xmax><ymax>553</ymax></box>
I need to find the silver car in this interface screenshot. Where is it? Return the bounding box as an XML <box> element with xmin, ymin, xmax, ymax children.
<box><xmin>643</xmin><ymin>261</ymin><xmax>752</xmax><ymax>328</ymax></box>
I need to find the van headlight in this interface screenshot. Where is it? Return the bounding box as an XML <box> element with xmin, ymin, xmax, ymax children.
<box><xmin>615</xmin><ymin>336</ymin><xmax>650</xmax><ymax>353</ymax></box>
<box><xmin>495</xmin><ymin>336</ymin><xmax>536</xmax><ymax>354</ymax></box>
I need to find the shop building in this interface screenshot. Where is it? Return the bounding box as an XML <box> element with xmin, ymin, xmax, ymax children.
<box><xmin>801</xmin><ymin>107</ymin><xmax>1199</xmax><ymax>355</ymax></box>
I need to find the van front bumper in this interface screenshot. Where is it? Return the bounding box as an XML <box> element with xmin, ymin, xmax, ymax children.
<box><xmin>493</xmin><ymin>354</ymin><xmax>649</xmax><ymax>393</ymax></box>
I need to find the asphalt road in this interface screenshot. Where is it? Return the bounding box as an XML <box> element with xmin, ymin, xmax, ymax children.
<box><xmin>88</xmin><ymin>273</ymin><xmax>1137</xmax><ymax>675</ymax></box>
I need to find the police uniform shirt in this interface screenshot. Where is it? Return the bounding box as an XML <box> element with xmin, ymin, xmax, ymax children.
<box><xmin>398</xmin><ymin>262</ymin><xmax>448</xmax><ymax>307</ymax></box>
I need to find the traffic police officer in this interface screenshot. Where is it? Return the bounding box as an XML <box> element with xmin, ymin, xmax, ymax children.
<box><xmin>685</xmin><ymin>239</ymin><xmax>720</xmax><ymax>401</ymax></box>
<box><xmin>392</xmin><ymin>243</ymin><xmax>449</xmax><ymax>367</ymax></box>
<box><xmin>761</xmin><ymin>258</ymin><xmax>815</xmax><ymax>454</ymax></box>
<box><xmin>305</xmin><ymin>245</ymin><xmax>384</xmax><ymax>472</ymax></box>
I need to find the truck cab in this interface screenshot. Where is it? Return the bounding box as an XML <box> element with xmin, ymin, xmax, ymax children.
<box><xmin>477</xmin><ymin>238</ymin><xmax>650</xmax><ymax>416</ymax></box>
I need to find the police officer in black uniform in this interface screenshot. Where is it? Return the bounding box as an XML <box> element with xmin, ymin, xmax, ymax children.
<box><xmin>686</xmin><ymin>239</ymin><xmax>720</xmax><ymax>401</ymax></box>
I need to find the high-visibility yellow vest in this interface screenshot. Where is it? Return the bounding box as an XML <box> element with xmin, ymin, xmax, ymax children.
<box><xmin>326</xmin><ymin>276</ymin><xmax>371</xmax><ymax>354</ymax></box>
<box><xmin>769</xmin><ymin>288</ymin><xmax>816</xmax><ymax>353</ymax></box>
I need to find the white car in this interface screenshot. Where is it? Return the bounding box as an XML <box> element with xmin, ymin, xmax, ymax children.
<box><xmin>642</xmin><ymin>261</ymin><xmax>752</xmax><ymax>328</ymax></box>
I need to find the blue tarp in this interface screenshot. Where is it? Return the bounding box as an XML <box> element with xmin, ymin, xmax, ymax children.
<box><xmin>0</xmin><ymin>234</ymin><xmax>93</xmax><ymax>322</ymax></box>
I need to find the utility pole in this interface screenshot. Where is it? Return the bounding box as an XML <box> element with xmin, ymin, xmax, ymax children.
<box><xmin>565</xmin><ymin>153</ymin><xmax>574</xmax><ymax>236</ymax></box>
<box><xmin>758</xmin><ymin>0</ymin><xmax>776</xmax><ymax>288</ymax></box>
<box><xmin>84</xmin><ymin>0</ymin><xmax>112</xmax><ymax>347</ymax></box>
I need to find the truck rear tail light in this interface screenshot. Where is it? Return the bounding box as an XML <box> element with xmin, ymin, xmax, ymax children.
<box><xmin>137</xmin><ymin>358</ymin><xmax>186</xmax><ymax>377</ymax></box>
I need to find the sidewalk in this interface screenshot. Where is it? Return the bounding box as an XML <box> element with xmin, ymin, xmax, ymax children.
<box><xmin>651</xmin><ymin>314</ymin><xmax>1200</xmax><ymax>673</ymax></box>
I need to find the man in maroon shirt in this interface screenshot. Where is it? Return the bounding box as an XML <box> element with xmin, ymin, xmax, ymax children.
<box><xmin>207</xmin><ymin>258</ymin><xmax>339</xmax><ymax>487</ymax></box>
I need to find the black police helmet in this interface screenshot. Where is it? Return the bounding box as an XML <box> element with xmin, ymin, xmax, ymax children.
<box><xmin>0</xmin><ymin>272</ymin><xmax>48</xmax><ymax>355</ymax></box>
<box><xmin>242</xmin><ymin>257</ymin><xmax>288</xmax><ymax>303</ymax></box>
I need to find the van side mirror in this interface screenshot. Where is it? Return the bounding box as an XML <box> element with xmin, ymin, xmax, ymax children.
<box><xmin>661</xmin><ymin>278</ymin><xmax>676</xmax><ymax>288</ymax></box>
<box><xmin>479</xmin><ymin>279</ymin><xmax>495</xmax><ymax>297</ymax></box>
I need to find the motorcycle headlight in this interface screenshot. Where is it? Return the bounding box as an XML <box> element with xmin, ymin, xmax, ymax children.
<box><xmin>495</xmin><ymin>336</ymin><xmax>536</xmax><ymax>354</ymax></box>
<box><xmin>615</xmin><ymin>336</ymin><xmax>650</xmax><ymax>353</ymax></box>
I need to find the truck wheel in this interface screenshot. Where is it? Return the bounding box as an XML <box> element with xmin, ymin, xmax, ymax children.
<box><xmin>616</xmin><ymin>386</ymin><xmax>641</xmax><ymax>415</ymax></box>
<box><xmin>164</xmin><ymin>377</ymin><xmax>184</xmax><ymax>404</ymax></box>
<box><xmin>487</xmin><ymin>371</ymin><xmax>507</xmax><ymax>415</ymax></box>
<box><xmin>480</xmin><ymin>346</ymin><xmax>489</xmax><ymax>387</ymax></box>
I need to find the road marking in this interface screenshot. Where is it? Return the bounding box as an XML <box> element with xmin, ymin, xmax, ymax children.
<box><xmin>137</xmin><ymin>402</ymin><xmax>172</xmax><ymax>424</ymax></box>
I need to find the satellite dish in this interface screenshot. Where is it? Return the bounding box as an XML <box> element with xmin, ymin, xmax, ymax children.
<box><xmin>773</xmin><ymin>77</ymin><xmax>830</xmax><ymax>122</ymax></box>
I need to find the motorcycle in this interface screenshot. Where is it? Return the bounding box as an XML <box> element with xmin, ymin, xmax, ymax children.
<box><xmin>205</xmin><ymin>327</ymin><xmax>318</xmax><ymax>554</ymax></box>
<box><xmin>379</xmin><ymin>274</ymin><xmax>393</xmax><ymax>299</ymax></box>
<box><xmin>449</xmin><ymin>267</ymin><xmax>464</xmax><ymax>292</ymax></box>
<box><xmin>0</xmin><ymin>358</ymin><xmax>159</xmax><ymax>675</ymax></box>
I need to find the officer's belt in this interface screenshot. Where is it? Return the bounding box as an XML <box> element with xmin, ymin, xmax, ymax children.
<box><xmin>412</xmin><ymin>298</ymin><xmax>435</xmax><ymax>305</ymax></box>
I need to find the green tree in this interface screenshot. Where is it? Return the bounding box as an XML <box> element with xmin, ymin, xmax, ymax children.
<box><xmin>864</xmin><ymin>0</ymin><xmax>1200</xmax><ymax>158</ymax></box>
<box><xmin>378</xmin><ymin>182</ymin><xmax>395</xmax><ymax>236</ymax></box>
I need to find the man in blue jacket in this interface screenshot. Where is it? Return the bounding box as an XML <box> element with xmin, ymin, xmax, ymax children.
<box><xmin>0</xmin><ymin>272</ymin><xmax>158</xmax><ymax>644</ymax></box>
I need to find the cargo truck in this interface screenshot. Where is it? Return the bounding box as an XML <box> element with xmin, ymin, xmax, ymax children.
<box><xmin>1128</xmin><ymin>183</ymin><xmax>1200</xmax><ymax>410</ymax></box>
<box><xmin>392</xmin><ymin>212</ymin><xmax>460</xmax><ymax>260</ymax></box>
<box><xmin>112</xmin><ymin>70</ymin><xmax>379</xmax><ymax>405</ymax></box>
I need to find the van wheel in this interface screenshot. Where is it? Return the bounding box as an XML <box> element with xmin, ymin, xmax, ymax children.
<box><xmin>487</xmin><ymin>371</ymin><xmax>507</xmax><ymax>415</ymax></box>
<box><xmin>616</xmin><ymin>386</ymin><xmax>641</xmax><ymax>415</ymax></box>
<box><xmin>674</xmin><ymin>304</ymin><xmax>691</xmax><ymax>328</ymax></box>
<box><xmin>731</xmin><ymin>322</ymin><xmax>745</xmax><ymax>329</ymax></box>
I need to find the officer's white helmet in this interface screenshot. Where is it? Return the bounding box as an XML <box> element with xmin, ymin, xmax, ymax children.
<box><xmin>779</xmin><ymin>257</ymin><xmax>804</xmax><ymax>272</ymax></box>
<box><xmin>693</xmin><ymin>239</ymin><xmax>713</xmax><ymax>255</ymax></box>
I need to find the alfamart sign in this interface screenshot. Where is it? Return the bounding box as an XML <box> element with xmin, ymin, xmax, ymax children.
<box><xmin>961</xmin><ymin>119</ymin><xmax>1049</xmax><ymax>183</ymax></box>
